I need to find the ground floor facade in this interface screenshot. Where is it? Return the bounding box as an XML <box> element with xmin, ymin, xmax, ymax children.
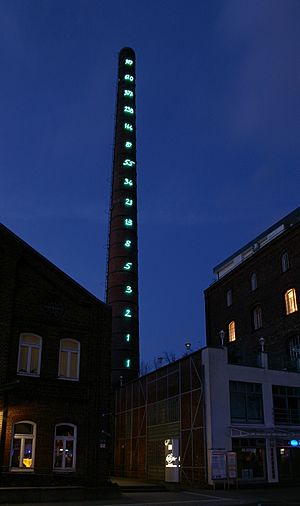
<box><xmin>114</xmin><ymin>347</ymin><xmax>300</xmax><ymax>487</ymax></box>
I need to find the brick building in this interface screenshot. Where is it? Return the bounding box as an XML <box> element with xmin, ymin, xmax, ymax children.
<box><xmin>0</xmin><ymin>224</ymin><xmax>111</xmax><ymax>489</ymax></box>
<box><xmin>205</xmin><ymin>207</ymin><xmax>300</xmax><ymax>369</ymax></box>
<box><xmin>114</xmin><ymin>208</ymin><xmax>300</xmax><ymax>486</ymax></box>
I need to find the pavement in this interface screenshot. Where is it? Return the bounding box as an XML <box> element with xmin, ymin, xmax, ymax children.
<box><xmin>1</xmin><ymin>477</ymin><xmax>300</xmax><ymax>506</ymax></box>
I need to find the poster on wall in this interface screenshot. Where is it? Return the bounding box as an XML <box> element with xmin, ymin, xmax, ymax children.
<box><xmin>211</xmin><ymin>451</ymin><xmax>227</xmax><ymax>480</ymax></box>
<box><xmin>227</xmin><ymin>452</ymin><xmax>237</xmax><ymax>479</ymax></box>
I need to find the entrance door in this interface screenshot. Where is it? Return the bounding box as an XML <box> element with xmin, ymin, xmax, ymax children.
<box><xmin>277</xmin><ymin>448</ymin><xmax>300</xmax><ymax>482</ymax></box>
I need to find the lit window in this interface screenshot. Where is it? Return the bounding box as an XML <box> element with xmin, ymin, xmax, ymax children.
<box><xmin>228</xmin><ymin>321</ymin><xmax>236</xmax><ymax>342</ymax></box>
<box><xmin>17</xmin><ymin>334</ymin><xmax>42</xmax><ymax>376</ymax></box>
<box><xmin>226</xmin><ymin>289</ymin><xmax>232</xmax><ymax>307</ymax></box>
<box><xmin>53</xmin><ymin>424</ymin><xmax>76</xmax><ymax>471</ymax></box>
<box><xmin>285</xmin><ymin>289</ymin><xmax>298</xmax><ymax>315</ymax></box>
<box><xmin>252</xmin><ymin>306</ymin><xmax>263</xmax><ymax>330</ymax></box>
<box><xmin>281</xmin><ymin>252</ymin><xmax>290</xmax><ymax>273</ymax></box>
<box><xmin>10</xmin><ymin>421</ymin><xmax>36</xmax><ymax>471</ymax></box>
<box><xmin>250</xmin><ymin>272</ymin><xmax>257</xmax><ymax>291</ymax></box>
<box><xmin>58</xmin><ymin>339</ymin><xmax>80</xmax><ymax>380</ymax></box>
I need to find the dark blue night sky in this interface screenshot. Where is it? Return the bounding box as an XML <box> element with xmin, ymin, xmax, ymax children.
<box><xmin>1</xmin><ymin>0</ymin><xmax>299</xmax><ymax>367</ymax></box>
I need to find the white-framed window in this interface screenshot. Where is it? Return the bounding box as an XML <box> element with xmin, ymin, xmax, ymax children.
<box><xmin>228</xmin><ymin>321</ymin><xmax>236</xmax><ymax>342</ymax></box>
<box><xmin>17</xmin><ymin>334</ymin><xmax>42</xmax><ymax>376</ymax></box>
<box><xmin>53</xmin><ymin>424</ymin><xmax>76</xmax><ymax>471</ymax></box>
<box><xmin>289</xmin><ymin>335</ymin><xmax>300</xmax><ymax>360</ymax></box>
<box><xmin>10</xmin><ymin>421</ymin><xmax>36</xmax><ymax>471</ymax></box>
<box><xmin>281</xmin><ymin>252</ymin><xmax>290</xmax><ymax>273</ymax></box>
<box><xmin>285</xmin><ymin>288</ymin><xmax>298</xmax><ymax>315</ymax></box>
<box><xmin>252</xmin><ymin>305</ymin><xmax>263</xmax><ymax>330</ymax></box>
<box><xmin>226</xmin><ymin>289</ymin><xmax>232</xmax><ymax>307</ymax></box>
<box><xmin>250</xmin><ymin>272</ymin><xmax>257</xmax><ymax>292</ymax></box>
<box><xmin>58</xmin><ymin>339</ymin><xmax>80</xmax><ymax>380</ymax></box>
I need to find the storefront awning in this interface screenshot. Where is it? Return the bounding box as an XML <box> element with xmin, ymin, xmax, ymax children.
<box><xmin>230</xmin><ymin>426</ymin><xmax>300</xmax><ymax>438</ymax></box>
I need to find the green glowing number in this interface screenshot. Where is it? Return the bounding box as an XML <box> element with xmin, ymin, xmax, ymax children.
<box><xmin>125</xmin><ymin>141</ymin><xmax>132</xmax><ymax>149</ymax></box>
<box><xmin>124</xmin><ymin>218</ymin><xmax>133</xmax><ymax>227</ymax></box>
<box><xmin>125</xmin><ymin>285</ymin><xmax>133</xmax><ymax>294</ymax></box>
<box><xmin>125</xmin><ymin>198</ymin><xmax>133</xmax><ymax>207</ymax></box>
<box><xmin>124</xmin><ymin>89</ymin><xmax>134</xmax><ymax>98</ymax></box>
<box><xmin>125</xmin><ymin>59</ymin><xmax>133</xmax><ymax>66</ymax></box>
<box><xmin>124</xmin><ymin>240</ymin><xmax>131</xmax><ymax>248</ymax></box>
<box><xmin>124</xmin><ymin>308</ymin><xmax>132</xmax><ymax>318</ymax></box>
<box><xmin>123</xmin><ymin>262</ymin><xmax>132</xmax><ymax>270</ymax></box>
<box><xmin>125</xmin><ymin>334</ymin><xmax>131</xmax><ymax>342</ymax></box>
<box><xmin>125</xmin><ymin>358</ymin><xmax>131</xmax><ymax>368</ymax></box>
<box><xmin>124</xmin><ymin>106</ymin><xmax>134</xmax><ymax>115</ymax></box>
<box><xmin>124</xmin><ymin>178</ymin><xmax>133</xmax><ymax>187</ymax></box>
<box><xmin>124</xmin><ymin>74</ymin><xmax>134</xmax><ymax>82</ymax></box>
<box><xmin>123</xmin><ymin>159</ymin><xmax>135</xmax><ymax>167</ymax></box>
<box><xmin>124</xmin><ymin>123</ymin><xmax>133</xmax><ymax>131</ymax></box>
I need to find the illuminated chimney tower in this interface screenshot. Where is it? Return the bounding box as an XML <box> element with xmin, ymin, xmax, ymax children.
<box><xmin>106</xmin><ymin>47</ymin><xmax>139</xmax><ymax>386</ymax></box>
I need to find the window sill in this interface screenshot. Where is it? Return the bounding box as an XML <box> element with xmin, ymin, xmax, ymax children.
<box><xmin>57</xmin><ymin>376</ymin><xmax>79</xmax><ymax>382</ymax></box>
<box><xmin>17</xmin><ymin>372</ymin><xmax>40</xmax><ymax>378</ymax></box>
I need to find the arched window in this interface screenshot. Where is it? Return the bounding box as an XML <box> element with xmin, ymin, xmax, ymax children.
<box><xmin>228</xmin><ymin>321</ymin><xmax>236</xmax><ymax>342</ymax></box>
<box><xmin>53</xmin><ymin>424</ymin><xmax>76</xmax><ymax>470</ymax></box>
<box><xmin>10</xmin><ymin>421</ymin><xmax>36</xmax><ymax>470</ymax></box>
<box><xmin>58</xmin><ymin>339</ymin><xmax>80</xmax><ymax>380</ymax></box>
<box><xmin>250</xmin><ymin>273</ymin><xmax>257</xmax><ymax>292</ymax></box>
<box><xmin>281</xmin><ymin>252</ymin><xmax>290</xmax><ymax>273</ymax></box>
<box><xmin>252</xmin><ymin>306</ymin><xmax>263</xmax><ymax>330</ymax></box>
<box><xmin>17</xmin><ymin>334</ymin><xmax>42</xmax><ymax>376</ymax></box>
<box><xmin>226</xmin><ymin>289</ymin><xmax>232</xmax><ymax>307</ymax></box>
<box><xmin>288</xmin><ymin>335</ymin><xmax>300</xmax><ymax>360</ymax></box>
<box><xmin>284</xmin><ymin>289</ymin><xmax>298</xmax><ymax>315</ymax></box>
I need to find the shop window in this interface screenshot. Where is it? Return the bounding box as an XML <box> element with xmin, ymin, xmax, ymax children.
<box><xmin>284</xmin><ymin>289</ymin><xmax>298</xmax><ymax>315</ymax></box>
<box><xmin>250</xmin><ymin>272</ymin><xmax>257</xmax><ymax>292</ymax></box>
<box><xmin>232</xmin><ymin>438</ymin><xmax>266</xmax><ymax>481</ymax></box>
<box><xmin>17</xmin><ymin>334</ymin><xmax>42</xmax><ymax>376</ymax></box>
<box><xmin>58</xmin><ymin>339</ymin><xmax>80</xmax><ymax>380</ymax></box>
<box><xmin>273</xmin><ymin>385</ymin><xmax>300</xmax><ymax>425</ymax></box>
<box><xmin>226</xmin><ymin>289</ymin><xmax>232</xmax><ymax>307</ymax></box>
<box><xmin>252</xmin><ymin>305</ymin><xmax>263</xmax><ymax>331</ymax></box>
<box><xmin>228</xmin><ymin>321</ymin><xmax>236</xmax><ymax>342</ymax></box>
<box><xmin>53</xmin><ymin>424</ymin><xmax>76</xmax><ymax>470</ymax></box>
<box><xmin>281</xmin><ymin>252</ymin><xmax>290</xmax><ymax>273</ymax></box>
<box><xmin>10</xmin><ymin>421</ymin><xmax>36</xmax><ymax>471</ymax></box>
<box><xmin>230</xmin><ymin>381</ymin><xmax>264</xmax><ymax>423</ymax></box>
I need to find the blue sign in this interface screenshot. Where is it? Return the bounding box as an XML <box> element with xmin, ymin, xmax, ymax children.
<box><xmin>289</xmin><ymin>439</ymin><xmax>300</xmax><ymax>447</ymax></box>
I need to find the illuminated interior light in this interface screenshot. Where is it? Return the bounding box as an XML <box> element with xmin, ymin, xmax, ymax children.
<box><xmin>125</xmin><ymin>59</ymin><xmax>133</xmax><ymax>66</ymax></box>
<box><xmin>124</xmin><ymin>90</ymin><xmax>134</xmax><ymax>98</ymax></box>
<box><xmin>124</xmin><ymin>74</ymin><xmax>134</xmax><ymax>82</ymax></box>
<box><xmin>124</xmin><ymin>218</ymin><xmax>133</xmax><ymax>227</ymax></box>
<box><xmin>123</xmin><ymin>159</ymin><xmax>135</xmax><ymax>167</ymax></box>
<box><xmin>125</xmin><ymin>358</ymin><xmax>131</xmax><ymax>368</ymax></box>
<box><xmin>124</xmin><ymin>240</ymin><xmax>131</xmax><ymax>248</ymax></box>
<box><xmin>124</xmin><ymin>123</ymin><xmax>133</xmax><ymax>131</ymax></box>
<box><xmin>125</xmin><ymin>333</ymin><xmax>131</xmax><ymax>342</ymax></box>
<box><xmin>125</xmin><ymin>285</ymin><xmax>133</xmax><ymax>294</ymax></box>
<box><xmin>124</xmin><ymin>106</ymin><xmax>134</xmax><ymax>115</ymax></box>
<box><xmin>124</xmin><ymin>308</ymin><xmax>132</xmax><ymax>318</ymax></box>
<box><xmin>123</xmin><ymin>178</ymin><xmax>133</xmax><ymax>187</ymax></box>
<box><xmin>123</xmin><ymin>262</ymin><xmax>132</xmax><ymax>270</ymax></box>
<box><xmin>125</xmin><ymin>198</ymin><xmax>133</xmax><ymax>206</ymax></box>
<box><xmin>125</xmin><ymin>141</ymin><xmax>133</xmax><ymax>149</ymax></box>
